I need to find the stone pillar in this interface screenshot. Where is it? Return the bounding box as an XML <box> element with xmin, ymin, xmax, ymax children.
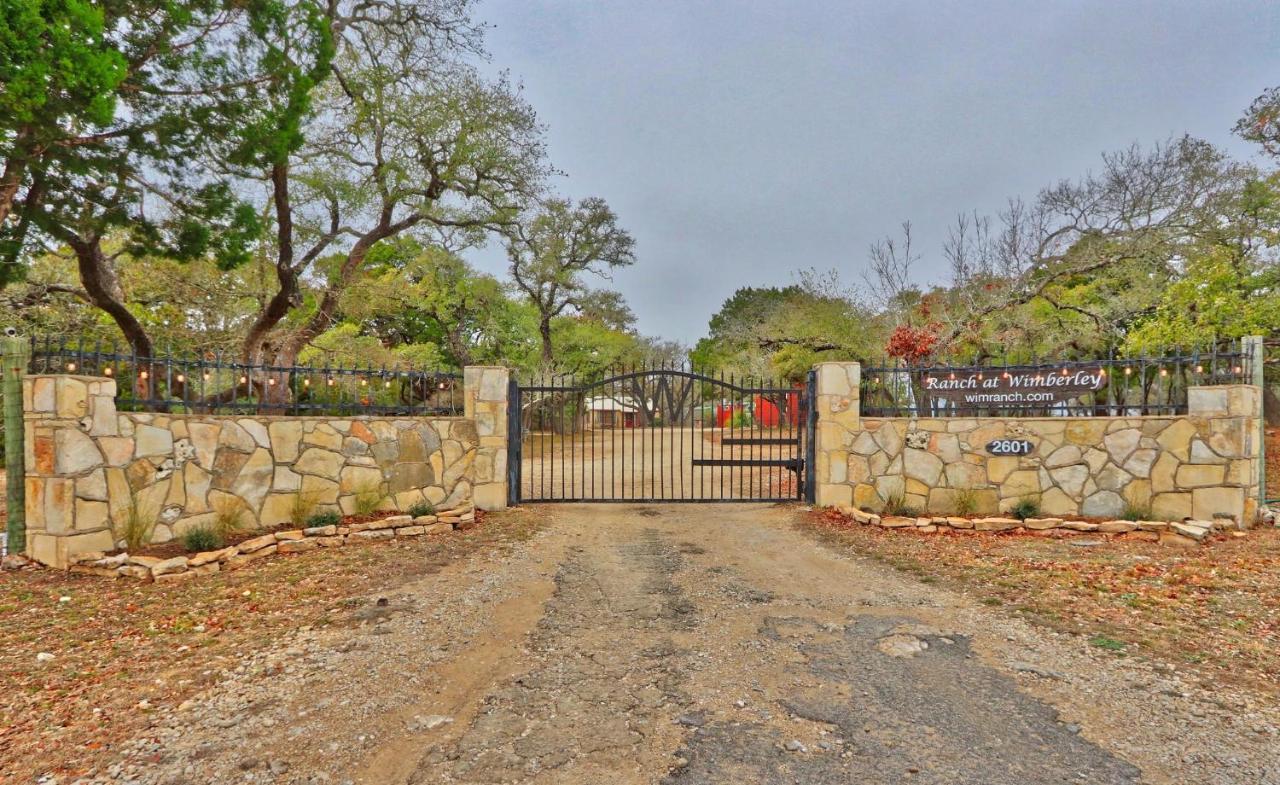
<box><xmin>1244</xmin><ymin>335</ymin><xmax>1266</xmax><ymax>510</ymax></box>
<box><xmin>812</xmin><ymin>361</ymin><xmax>861</xmax><ymax>509</ymax></box>
<box><xmin>464</xmin><ymin>366</ymin><xmax>509</xmax><ymax>511</ymax></box>
<box><xmin>1187</xmin><ymin>384</ymin><xmax>1263</xmax><ymax>526</ymax></box>
<box><xmin>23</xmin><ymin>375</ymin><xmax>120</xmax><ymax>566</ymax></box>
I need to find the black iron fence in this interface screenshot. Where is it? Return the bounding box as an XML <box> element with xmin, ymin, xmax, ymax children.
<box><xmin>861</xmin><ymin>342</ymin><xmax>1255</xmax><ymax>418</ymax></box>
<box><xmin>28</xmin><ymin>337</ymin><xmax>463</xmax><ymax>417</ymax></box>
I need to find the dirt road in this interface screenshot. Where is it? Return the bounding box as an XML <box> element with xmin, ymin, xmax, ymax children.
<box><xmin>108</xmin><ymin>504</ymin><xmax>1280</xmax><ymax>785</ymax></box>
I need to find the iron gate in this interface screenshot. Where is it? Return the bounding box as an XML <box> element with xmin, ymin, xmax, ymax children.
<box><xmin>508</xmin><ymin>369</ymin><xmax>814</xmax><ymax>503</ymax></box>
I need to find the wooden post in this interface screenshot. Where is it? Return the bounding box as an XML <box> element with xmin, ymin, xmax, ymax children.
<box><xmin>3</xmin><ymin>333</ymin><xmax>27</xmax><ymax>556</ymax></box>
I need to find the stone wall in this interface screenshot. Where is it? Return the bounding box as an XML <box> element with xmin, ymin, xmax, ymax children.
<box><xmin>813</xmin><ymin>361</ymin><xmax>1263</xmax><ymax>525</ymax></box>
<box><xmin>22</xmin><ymin>369</ymin><xmax>510</xmax><ymax>567</ymax></box>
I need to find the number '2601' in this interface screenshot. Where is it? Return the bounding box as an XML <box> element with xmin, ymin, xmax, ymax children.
<box><xmin>986</xmin><ymin>439</ymin><xmax>1033</xmax><ymax>456</ymax></box>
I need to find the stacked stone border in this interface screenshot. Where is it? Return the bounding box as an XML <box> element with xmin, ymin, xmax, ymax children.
<box><xmin>19</xmin><ymin>367</ymin><xmax>510</xmax><ymax>568</ymax></box>
<box><xmin>839</xmin><ymin>508</ymin><xmax>1227</xmax><ymax>547</ymax></box>
<box><xmin>62</xmin><ymin>503</ymin><xmax>476</xmax><ymax>582</ymax></box>
<box><xmin>812</xmin><ymin>360</ymin><xmax>1264</xmax><ymax>538</ymax></box>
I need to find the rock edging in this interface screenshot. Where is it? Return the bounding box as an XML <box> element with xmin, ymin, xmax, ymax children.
<box><xmin>64</xmin><ymin>504</ymin><xmax>477</xmax><ymax>582</ymax></box>
<box><xmin>837</xmin><ymin>506</ymin><xmax>1234</xmax><ymax>547</ymax></box>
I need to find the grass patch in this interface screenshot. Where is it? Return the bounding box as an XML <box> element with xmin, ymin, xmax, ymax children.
<box><xmin>114</xmin><ymin>492</ymin><xmax>156</xmax><ymax>552</ymax></box>
<box><xmin>289</xmin><ymin>492</ymin><xmax>321</xmax><ymax>528</ymax></box>
<box><xmin>353</xmin><ymin>481</ymin><xmax>386</xmax><ymax>516</ymax></box>
<box><xmin>1089</xmin><ymin>635</ymin><xmax>1128</xmax><ymax>653</ymax></box>
<box><xmin>212</xmin><ymin>497</ymin><xmax>248</xmax><ymax>541</ymax></box>
<box><xmin>954</xmin><ymin>488</ymin><xmax>978</xmax><ymax>516</ymax></box>
<box><xmin>882</xmin><ymin>491</ymin><xmax>919</xmax><ymax>517</ymax></box>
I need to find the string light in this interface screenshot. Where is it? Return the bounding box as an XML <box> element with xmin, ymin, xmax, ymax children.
<box><xmin>66</xmin><ymin>362</ymin><xmax>76</xmax><ymax>372</ymax></box>
<box><xmin>1160</xmin><ymin>367</ymin><xmax>1168</xmax><ymax>376</ymax></box>
<box><xmin>327</xmin><ymin>378</ymin><xmax>335</xmax><ymax>387</ymax></box>
<box><xmin>303</xmin><ymin>378</ymin><xmax>311</xmax><ymax>387</ymax></box>
<box><xmin>268</xmin><ymin>378</ymin><xmax>277</xmax><ymax>386</ymax></box>
<box><xmin>103</xmin><ymin>367</ymin><xmax>113</xmax><ymax>376</ymax></box>
<box><xmin>203</xmin><ymin>372</ymin><xmax>211</xmax><ymax>381</ymax></box>
<box><xmin>239</xmin><ymin>375</ymin><xmax>247</xmax><ymax>384</ymax></box>
<box><xmin>384</xmin><ymin>380</ymin><xmax>391</xmax><ymax>388</ymax></box>
<box><xmin>1195</xmin><ymin>364</ymin><xmax>1203</xmax><ymax>373</ymax></box>
<box><xmin>360</xmin><ymin>378</ymin><xmax>368</xmax><ymax>387</ymax></box>
<box><xmin>1233</xmin><ymin>365</ymin><xmax>1242</xmax><ymax>374</ymax></box>
<box><xmin>176</xmin><ymin>374</ymin><xmax>185</xmax><ymax>383</ymax></box>
<box><xmin>437</xmin><ymin>381</ymin><xmax>447</xmax><ymax>390</ymax></box>
<box><xmin>1124</xmin><ymin>367</ymin><xmax>1132</xmax><ymax>376</ymax></box>
<box><xmin>139</xmin><ymin>370</ymin><xmax>148</xmax><ymax>380</ymax></box>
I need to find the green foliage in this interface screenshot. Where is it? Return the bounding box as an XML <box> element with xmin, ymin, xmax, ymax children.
<box><xmin>407</xmin><ymin>502</ymin><xmax>436</xmax><ymax>518</ymax></box>
<box><xmin>180</xmin><ymin>524</ymin><xmax>223</xmax><ymax>553</ymax></box>
<box><xmin>729</xmin><ymin>409</ymin><xmax>753</xmax><ymax>428</ymax></box>
<box><xmin>1089</xmin><ymin>635</ymin><xmax>1128</xmax><ymax>654</ymax></box>
<box><xmin>1007</xmin><ymin>497</ymin><xmax>1040</xmax><ymax>521</ymax></box>
<box><xmin>306</xmin><ymin>510</ymin><xmax>342</xmax><ymax>528</ymax></box>
<box><xmin>1125</xmin><ymin>241</ymin><xmax>1280</xmax><ymax>353</ymax></box>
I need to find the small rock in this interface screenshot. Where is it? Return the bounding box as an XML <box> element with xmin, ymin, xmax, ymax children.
<box><xmin>36</xmin><ymin>652</ymin><xmax>55</xmax><ymax>663</ymax></box>
<box><xmin>784</xmin><ymin>740</ymin><xmax>807</xmax><ymax>752</ymax></box>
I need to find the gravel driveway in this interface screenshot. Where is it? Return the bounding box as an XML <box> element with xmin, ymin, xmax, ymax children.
<box><xmin>106</xmin><ymin>504</ymin><xmax>1280</xmax><ymax>784</ymax></box>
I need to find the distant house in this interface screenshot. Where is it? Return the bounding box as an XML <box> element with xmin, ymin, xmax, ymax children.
<box><xmin>585</xmin><ymin>394</ymin><xmax>643</xmax><ymax>429</ymax></box>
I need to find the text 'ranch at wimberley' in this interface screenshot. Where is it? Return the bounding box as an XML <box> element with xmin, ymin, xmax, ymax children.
<box><xmin>921</xmin><ymin>367</ymin><xmax>1106</xmax><ymax>405</ymax></box>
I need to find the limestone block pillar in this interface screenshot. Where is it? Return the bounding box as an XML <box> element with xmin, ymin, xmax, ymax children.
<box><xmin>464</xmin><ymin>366</ymin><xmax>510</xmax><ymax>511</ymax></box>
<box><xmin>1187</xmin><ymin>383</ymin><xmax>1263</xmax><ymax>526</ymax></box>
<box><xmin>23</xmin><ymin>375</ymin><xmax>121</xmax><ymax>566</ymax></box>
<box><xmin>812</xmin><ymin>361</ymin><xmax>861</xmax><ymax>509</ymax></box>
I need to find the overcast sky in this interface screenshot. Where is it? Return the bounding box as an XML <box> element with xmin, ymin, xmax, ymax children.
<box><xmin>470</xmin><ymin>0</ymin><xmax>1280</xmax><ymax>345</ymax></box>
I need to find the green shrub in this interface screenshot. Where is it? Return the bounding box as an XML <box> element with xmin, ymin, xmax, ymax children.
<box><xmin>180</xmin><ymin>524</ymin><xmax>223</xmax><ymax>552</ymax></box>
<box><xmin>407</xmin><ymin>501</ymin><xmax>436</xmax><ymax>518</ymax></box>
<box><xmin>1008</xmin><ymin>497</ymin><xmax>1040</xmax><ymax>521</ymax></box>
<box><xmin>306</xmin><ymin>510</ymin><xmax>342</xmax><ymax>528</ymax></box>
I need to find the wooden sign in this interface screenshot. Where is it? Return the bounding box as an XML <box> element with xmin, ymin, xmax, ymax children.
<box><xmin>921</xmin><ymin>367</ymin><xmax>1105</xmax><ymax>407</ymax></box>
<box><xmin>986</xmin><ymin>439</ymin><xmax>1034</xmax><ymax>456</ymax></box>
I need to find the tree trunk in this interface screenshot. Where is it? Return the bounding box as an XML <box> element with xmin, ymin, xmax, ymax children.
<box><xmin>539</xmin><ymin>316</ymin><xmax>554</xmax><ymax>364</ymax></box>
<box><xmin>69</xmin><ymin>235</ymin><xmax>156</xmax><ymax>400</ymax></box>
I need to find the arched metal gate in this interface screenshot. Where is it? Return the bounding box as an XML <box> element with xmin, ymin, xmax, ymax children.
<box><xmin>508</xmin><ymin>369</ymin><xmax>815</xmax><ymax>503</ymax></box>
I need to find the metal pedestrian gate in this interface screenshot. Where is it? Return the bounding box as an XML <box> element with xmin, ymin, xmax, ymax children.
<box><xmin>507</xmin><ymin>369</ymin><xmax>814</xmax><ymax>503</ymax></box>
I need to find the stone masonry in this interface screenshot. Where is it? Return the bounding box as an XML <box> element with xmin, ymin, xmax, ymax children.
<box><xmin>813</xmin><ymin>361</ymin><xmax>1263</xmax><ymax>526</ymax></box>
<box><xmin>22</xmin><ymin>368</ymin><xmax>510</xmax><ymax>567</ymax></box>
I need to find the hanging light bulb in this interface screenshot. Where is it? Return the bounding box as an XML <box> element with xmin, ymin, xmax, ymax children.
<box><xmin>1124</xmin><ymin>367</ymin><xmax>1132</xmax><ymax>375</ymax></box>
<box><xmin>103</xmin><ymin>367</ymin><xmax>113</xmax><ymax>377</ymax></box>
<box><xmin>139</xmin><ymin>370</ymin><xmax>149</xmax><ymax>380</ymax></box>
<box><xmin>1194</xmin><ymin>364</ymin><xmax>1203</xmax><ymax>373</ymax></box>
<box><xmin>303</xmin><ymin>378</ymin><xmax>311</xmax><ymax>387</ymax></box>
<box><xmin>66</xmin><ymin>362</ymin><xmax>76</xmax><ymax>372</ymax></box>
<box><xmin>239</xmin><ymin>375</ymin><xmax>247</xmax><ymax>384</ymax></box>
<box><xmin>384</xmin><ymin>380</ymin><xmax>391</xmax><ymax>388</ymax></box>
<box><xmin>268</xmin><ymin>377</ymin><xmax>277</xmax><ymax>386</ymax></box>
<box><xmin>176</xmin><ymin>373</ymin><xmax>185</xmax><ymax>383</ymax></box>
<box><xmin>1160</xmin><ymin>367</ymin><xmax>1168</xmax><ymax>376</ymax></box>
